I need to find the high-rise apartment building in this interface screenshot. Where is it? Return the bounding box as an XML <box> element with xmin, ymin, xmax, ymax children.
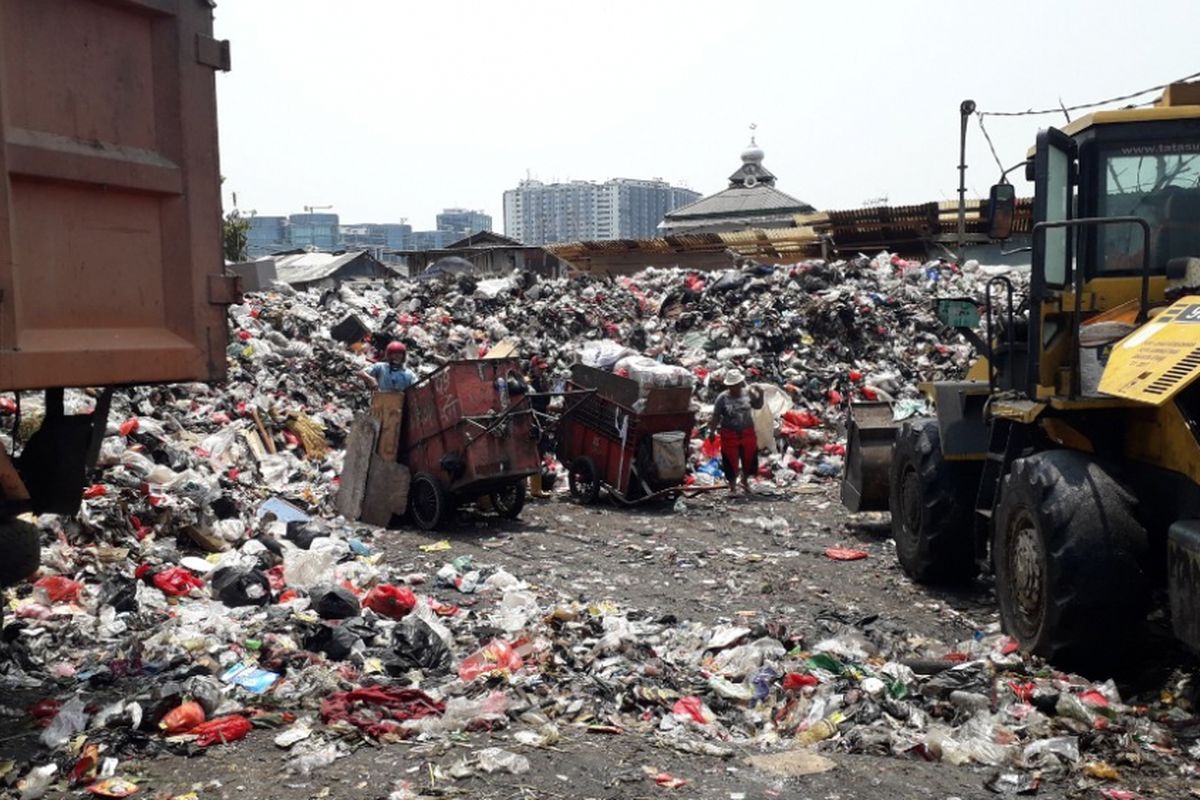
<box><xmin>503</xmin><ymin>179</ymin><xmax>699</xmax><ymax>245</ymax></box>
<box><xmin>435</xmin><ymin>208</ymin><xmax>492</xmax><ymax>239</ymax></box>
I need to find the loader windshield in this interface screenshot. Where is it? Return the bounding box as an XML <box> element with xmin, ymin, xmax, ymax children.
<box><xmin>1098</xmin><ymin>142</ymin><xmax>1200</xmax><ymax>274</ymax></box>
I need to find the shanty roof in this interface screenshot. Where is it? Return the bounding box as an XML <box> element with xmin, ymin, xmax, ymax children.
<box><xmin>446</xmin><ymin>231</ymin><xmax>524</xmax><ymax>249</ymax></box>
<box><xmin>273</xmin><ymin>251</ymin><xmax>375</xmax><ymax>284</ymax></box>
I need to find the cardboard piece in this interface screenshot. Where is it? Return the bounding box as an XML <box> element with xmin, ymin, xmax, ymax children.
<box><xmin>369</xmin><ymin>391</ymin><xmax>405</xmax><ymax>462</ymax></box>
<box><xmin>484</xmin><ymin>339</ymin><xmax>517</xmax><ymax>359</ymax></box>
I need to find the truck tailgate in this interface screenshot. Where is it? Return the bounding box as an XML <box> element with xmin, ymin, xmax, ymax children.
<box><xmin>0</xmin><ymin>0</ymin><xmax>232</xmax><ymax>390</ymax></box>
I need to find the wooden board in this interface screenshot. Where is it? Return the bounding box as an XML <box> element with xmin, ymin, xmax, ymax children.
<box><xmin>335</xmin><ymin>414</ymin><xmax>379</xmax><ymax>521</ymax></box>
<box><xmin>483</xmin><ymin>339</ymin><xmax>517</xmax><ymax>359</ymax></box>
<box><xmin>360</xmin><ymin>457</ymin><xmax>411</xmax><ymax>527</ymax></box>
<box><xmin>369</xmin><ymin>391</ymin><xmax>405</xmax><ymax>461</ymax></box>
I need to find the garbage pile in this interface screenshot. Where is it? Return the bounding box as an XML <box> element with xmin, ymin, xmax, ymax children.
<box><xmin>0</xmin><ymin>253</ymin><xmax>1078</xmax><ymax>798</ymax></box>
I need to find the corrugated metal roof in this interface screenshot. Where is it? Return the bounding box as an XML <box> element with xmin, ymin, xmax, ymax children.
<box><xmin>273</xmin><ymin>251</ymin><xmax>369</xmax><ymax>284</ymax></box>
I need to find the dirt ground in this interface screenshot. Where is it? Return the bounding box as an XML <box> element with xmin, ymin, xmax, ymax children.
<box><xmin>3</xmin><ymin>483</ymin><xmax>1197</xmax><ymax>800</ymax></box>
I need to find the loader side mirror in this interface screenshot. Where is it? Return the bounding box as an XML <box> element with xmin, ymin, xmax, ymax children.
<box><xmin>1167</xmin><ymin>256</ymin><xmax>1200</xmax><ymax>281</ymax></box>
<box><xmin>988</xmin><ymin>183</ymin><xmax>1016</xmax><ymax>241</ymax></box>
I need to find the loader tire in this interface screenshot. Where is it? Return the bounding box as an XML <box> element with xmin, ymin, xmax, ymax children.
<box><xmin>889</xmin><ymin>420</ymin><xmax>977</xmax><ymax>584</ymax></box>
<box><xmin>993</xmin><ymin>450</ymin><xmax>1147</xmax><ymax>667</ymax></box>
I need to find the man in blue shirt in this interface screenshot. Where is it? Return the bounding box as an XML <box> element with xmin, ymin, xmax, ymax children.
<box><xmin>365</xmin><ymin>341</ymin><xmax>417</xmax><ymax>392</ymax></box>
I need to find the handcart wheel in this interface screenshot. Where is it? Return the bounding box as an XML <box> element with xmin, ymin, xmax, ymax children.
<box><xmin>410</xmin><ymin>472</ymin><xmax>450</xmax><ymax>531</ymax></box>
<box><xmin>490</xmin><ymin>479</ymin><xmax>527</xmax><ymax>519</ymax></box>
<box><xmin>568</xmin><ymin>457</ymin><xmax>600</xmax><ymax>505</ymax></box>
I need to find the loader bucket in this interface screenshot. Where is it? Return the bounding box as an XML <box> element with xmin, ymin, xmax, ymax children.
<box><xmin>840</xmin><ymin>402</ymin><xmax>902</xmax><ymax>512</ymax></box>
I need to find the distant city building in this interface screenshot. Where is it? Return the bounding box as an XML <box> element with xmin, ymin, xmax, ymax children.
<box><xmin>435</xmin><ymin>208</ymin><xmax>492</xmax><ymax>238</ymax></box>
<box><xmin>503</xmin><ymin>178</ymin><xmax>699</xmax><ymax>245</ymax></box>
<box><xmin>339</xmin><ymin>223</ymin><xmax>412</xmax><ymax>252</ymax></box>
<box><xmin>246</xmin><ymin>215</ymin><xmax>288</xmax><ymax>258</ymax></box>
<box><xmin>659</xmin><ymin>137</ymin><xmax>815</xmax><ymax>235</ymax></box>
<box><xmin>408</xmin><ymin>230</ymin><xmax>457</xmax><ymax>250</ymax></box>
<box><xmin>287</xmin><ymin>212</ymin><xmax>340</xmax><ymax>249</ymax></box>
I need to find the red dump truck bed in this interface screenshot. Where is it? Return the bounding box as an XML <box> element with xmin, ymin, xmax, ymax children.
<box><xmin>0</xmin><ymin>0</ymin><xmax>234</xmax><ymax>391</ymax></box>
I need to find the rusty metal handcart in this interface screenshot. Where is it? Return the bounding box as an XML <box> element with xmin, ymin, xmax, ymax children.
<box><xmin>556</xmin><ymin>364</ymin><xmax>700</xmax><ymax>504</ymax></box>
<box><xmin>400</xmin><ymin>358</ymin><xmax>541</xmax><ymax>530</ymax></box>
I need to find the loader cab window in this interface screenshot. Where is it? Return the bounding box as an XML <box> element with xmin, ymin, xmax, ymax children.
<box><xmin>1098</xmin><ymin>143</ymin><xmax>1200</xmax><ymax>275</ymax></box>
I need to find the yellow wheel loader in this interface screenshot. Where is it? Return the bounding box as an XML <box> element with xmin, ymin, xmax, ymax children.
<box><xmin>842</xmin><ymin>81</ymin><xmax>1200</xmax><ymax>665</ymax></box>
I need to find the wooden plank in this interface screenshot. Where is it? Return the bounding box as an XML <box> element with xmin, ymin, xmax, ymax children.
<box><xmin>369</xmin><ymin>391</ymin><xmax>404</xmax><ymax>461</ymax></box>
<box><xmin>483</xmin><ymin>339</ymin><xmax>517</xmax><ymax>359</ymax></box>
<box><xmin>359</xmin><ymin>457</ymin><xmax>410</xmax><ymax>527</ymax></box>
<box><xmin>335</xmin><ymin>414</ymin><xmax>379</xmax><ymax>521</ymax></box>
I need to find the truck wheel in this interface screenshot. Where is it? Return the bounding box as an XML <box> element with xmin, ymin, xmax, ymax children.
<box><xmin>888</xmin><ymin>420</ymin><xmax>977</xmax><ymax>583</ymax></box>
<box><xmin>409</xmin><ymin>472</ymin><xmax>450</xmax><ymax>531</ymax></box>
<box><xmin>490</xmin><ymin>480</ymin><xmax>527</xmax><ymax>519</ymax></box>
<box><xmin>568</xmin><ymin>457</ymin><xmax>600</xmax><ymax>505</ymax></box>
<box><xmin>993</xmin><ymin>450</ymin><xmax>1147</xmax><ymax>666</ymax></box>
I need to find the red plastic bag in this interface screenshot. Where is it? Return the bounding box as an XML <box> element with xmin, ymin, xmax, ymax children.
<box><xmin>824</xmin><ymin>548</ymin><xmax>868</xmax><ymax>561</ymax></box>
<box><xmin>364</xmin><ymin>584</ymin><xmax>417</xmax><ymax>620</ymax></box>
<box><xmin>671</xmin><ymin>696</ymin><xmax>714</xmax><ymax>725</ymax></box>
<box><xmin>190</xmin><ymin>715</ymin><xmax>252</xmax><ymax>747</ymax></box>
<box><xmin>119</xmin><ymin>417</ymin><xmax>139</xmax><ymax>437</ymax></box>
<box><xmin>780</xmin><ymin>410</ymin><xmax>821</xmax><ymax>438</ymax></box>
<box><xmin>700</xmin><ymin>435</ymin><xmax>722</xmax><ymax>460</ymax></box>
<box><xmin>159</xmin><ymin>701</ymin><xmax>205</xmax><ymax>735</ymax></box>
<box><xmin>82</xmin><ymin>484</ymin><xmax>107</xmax><ymax>499</ymax></box>
<box><xmin>848</xmin><ymin>369</ymin><xmax>863</xmax><ymax>382</ymax></box>
<box><xmin>152</xmin><ymin>567</ymin><xmax>205</xmax><ymax>597</ymax></box>
<box><xmin>782</xmin><ymin>673</ymin><xmax>820</xmax><ymax>691</ymax></box>
<box><xmin>458</xmin><ymin>639</ymin><xmax>524</xmax><ymax>682</ymax></box>
<box><xmin>28</xmin><ymin>698</ymin><xmax>61</xmax><ymax>722</ymax></box>
<box><xmin>33</xmin><ymin>576</ymin><xmax>83</xmax><ymax>604</ymax></box>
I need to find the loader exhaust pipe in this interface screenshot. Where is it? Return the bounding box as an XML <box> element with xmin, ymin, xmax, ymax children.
<box><xmin>840</xmin><ymin>402</ymin><xmax>902</xmax><ymax>512</ymax></box>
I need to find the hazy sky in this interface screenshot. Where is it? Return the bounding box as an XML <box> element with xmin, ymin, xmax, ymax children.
<box><xmin>215</xmin><ymin>0</ymin><xmax>1199</xmax><ymax>232</ymax></box>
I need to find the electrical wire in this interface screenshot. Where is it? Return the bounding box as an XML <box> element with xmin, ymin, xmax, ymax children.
<box><xmin>975</xmin><ymin>113</ymin><xmax>1007</xmax><ymax>174</ymax></box>
<box><xmin>977</xmin><ymin>69</ymin><xmax>1200</xmax><ymax>118</ymax></box>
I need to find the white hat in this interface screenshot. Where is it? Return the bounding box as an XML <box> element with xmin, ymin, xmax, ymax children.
<box><xmin>723</xmin><ymin>369</ymin><xmax>746</xmax><ymax>387</ymax></box>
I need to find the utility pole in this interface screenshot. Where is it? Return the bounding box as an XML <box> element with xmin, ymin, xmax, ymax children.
<box><xmin>957</xmin><ymin>99</ymin><xmax>976</xmax><ymax>257</ymax></box>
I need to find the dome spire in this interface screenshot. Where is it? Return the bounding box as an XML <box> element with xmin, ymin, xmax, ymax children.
<box><xmin>741</xmin><ymin>122</ymin><xmax>764</xmax><ymax>164</ymax></box>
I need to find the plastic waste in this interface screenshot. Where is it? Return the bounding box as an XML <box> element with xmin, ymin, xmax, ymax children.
<box><xmin>41</xmin><ymin>697</ymin><xmax>89</xmax><ymax>749</ymax></box>
<box><xmin>312</xmin><ymin>585</ymin><xmax>360</xmax><ymax>619</ymax></box>
<box><xmin>210</xmin><ymin>566</ymin><xmax>271</xmax><ymax>607</ymax></box>
<box><xmin>671</xmin><ymin>696</ymin><xmax>715</xmax><ymax>725</ymax></box>
<box><xmin>33</xmin><ymin>575</ymin><xmax>83</xmax><ymax>605</ymax></box>
<box><xmin>150</xmin><ymin>567</ymin><xmax>205</xmax><ymax>597</ymax></box>
<box><xmin>283</xmin><ymin>547</ymin><xmax>337</xmax><ymax>591</ymax></box>
<box><xmin>390</xmin><ymin>616</ymin><xmax>452</xmax><ymax>674</ymax></box>
<box><xmin>458</xmin><ymin>638</ymin><xmax>524</xmax><ymax>681</ymax></box>
<box><xmin>476</xmin><ymin>747</ymin><xmax>530</xmax><ymax>775</ymax></box>
<box><xmin>159</xmin><ymin>701</ymin><xmax>205</xmax><ymax>735</ymax></box>
<box><xmin>191</xmin><ymin>715</ymin><xmax>253</xmax><ymax>747</ymax></box>
<box><xmin>363</xmin><ymin>584</ymin><xmax>417</xmax><ymax>619</ymax></box>
<box><xmin>19</xmin><ymin>764</ymin><xmax>58</xmax><ymax>800</ymax></box>
<box><xmin>796</xmin><ymin>711</ymin><xmax>845</xmax><ymax>746</ymax></box>
<box><xmin>290</xmin><ymin>743</ymin><xmax>346</xmax><ymax>776</ymax></box>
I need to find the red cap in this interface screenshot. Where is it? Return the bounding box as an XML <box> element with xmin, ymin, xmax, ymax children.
<box><xmin>385</xmin><ymin>341</ymin><xmax>407</xmax><ymax>355</ymax></box>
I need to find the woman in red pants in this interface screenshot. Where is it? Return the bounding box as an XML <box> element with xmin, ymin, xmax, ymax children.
<box><xmin>710</xmin><ymin>369</ymin><xmax>764</xmax><ymax>494</ymax></box>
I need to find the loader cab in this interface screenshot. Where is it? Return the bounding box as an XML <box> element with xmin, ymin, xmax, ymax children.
<box><xmin>995</xmin><ymin>87</ymin><xmax>1200</xmax><ymax>400</ymax></box>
